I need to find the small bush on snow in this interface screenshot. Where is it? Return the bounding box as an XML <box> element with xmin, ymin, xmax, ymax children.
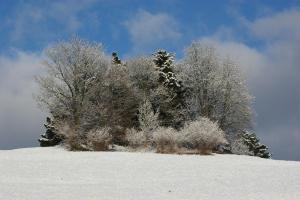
<box><xmin>152</xmin><ymin>127</ymin><xmax>181</xmax><ymax>153</ymax></box>
<box><xmin>58</xmin><ymin>124</ymin><xmax>87</xmax><ymax>151</ymax></box>
<box><xmin>125</xmin><ymin>128</ymin><xmax>147</xmax><ymax>148</ymax></box>
<box><xmin>86</xmin><ymin>127</ymin><xmax>112</xmax><ymax>151</ymax></box>
<box><xmin>230</xmin><ymin>137</ymin><xmax>253</xmax><ymax>156</ymax></box>
<box><xmin>180</xmin><ymin>118</ymin><xmax>227</xmax><ymax>154</ymax></box>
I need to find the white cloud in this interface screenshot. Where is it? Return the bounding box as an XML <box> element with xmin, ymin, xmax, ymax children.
<box><xmin>195</xmin><ymin>37</ymin><xmax>266</xmax><ymax>82</ymax></box>
<box><xmin>8</xmin><ymin>0</ymin><xmax>98</xmax><ymax>42</ymax></box>
<box><xmin>249</xmin><ymin>8</ymin><xmax>300</xmax><ymax>41</ymax></box>
<box><xmin>48</xmin><ymin>0</ymin><xmax>97</xmax><ymax>32</ymax></box>
<box><xmin>0</xmin><ymin>51</ymin><xmax>46</xmax><ymax>149</ymax></box>
<box><xmin>124</xmin><ymin>10</ymin><xmax>181</xmax><ymax>54</ymax></box>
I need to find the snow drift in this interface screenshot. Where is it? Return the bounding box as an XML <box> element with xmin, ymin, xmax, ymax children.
<box><xmin>0</xmin><ymin>147</ymin><xmax>299</xmax><ymax>200</ymax></box>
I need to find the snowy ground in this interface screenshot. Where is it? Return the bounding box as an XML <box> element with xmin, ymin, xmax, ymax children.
<box><xmin>0</xmin><ymin>147</ymin><xmax>299</xmax><ymax>200</ymax></box>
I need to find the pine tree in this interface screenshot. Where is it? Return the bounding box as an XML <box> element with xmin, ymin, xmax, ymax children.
<box><xmin>153</xmin><ymin>50</ymin><xmax>181</xmax><ymax>90</ymax></box>
<box><xmin>38</xmin><ymin>117</ymin><xmax>62</xmax><ymax>147</ymax></box>
<box><xmin>240</xmin><ymin>131</ymin><xmax>271</xmax><ymax>158</ymax></box>
<box><xmin>112</xmin><ymin>52</ymin><xmax>121</xmax><ymax>65</ymax></box>
<box><xmin>99</xmin><ymin>53</ymin><xmax>137</xmax><ymax>144</ymax></box>
<box><xmin>152</xmin><ymin>50</ymin><xmax>186</xmax><ymax>128</ymax></box>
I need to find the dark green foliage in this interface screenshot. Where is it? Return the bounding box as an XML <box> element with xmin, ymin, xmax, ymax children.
<box><xmin>112</xmin><ymin>52</ymin><xmax>121</xmax><ymax>65</ymax></box>
<box><xmin>241</xmin><ymin>131</ymin><xmax>271</xmax><ymax>158</ymax></box>
<box><xmin>152</xmin><ymin>50</ymin><xmax>186</xmax><ymax>128</ymax></box>
<box><xmin>95</xmin><ymin>59</ymin><xmax>138</xmax><ymax>145</ymax></box>
<box><xmin>153</xmin><ymin>50</ymin><xmax>180</xmax><ymax>89</ymax></box>
<box><xmin>38</xmin><ymin>117</ymin><xmax>62</xmax><ymax>147</ymax></box>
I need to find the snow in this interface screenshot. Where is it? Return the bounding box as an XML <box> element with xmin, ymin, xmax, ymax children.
<box><xmin>0</xmin><ymin>147</ymin><xmax>300</xmax><ymax>200</ymax></box>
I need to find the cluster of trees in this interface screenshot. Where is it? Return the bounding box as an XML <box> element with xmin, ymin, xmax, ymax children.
<box><xmin>36</xmin><ymin>38</ymin><xmax>270</xmax><ymax>158</ymax></box>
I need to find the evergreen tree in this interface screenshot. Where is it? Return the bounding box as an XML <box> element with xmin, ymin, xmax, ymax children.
<box><xmin>112</xmin><ymin>52</ymin><xmax>122</xmax><ymax>65</ymax></box>
<box><xmin>152</xmin><ymin>50</ymin><xmax>186</xmax><ymax>128</ymax></box>
<box><xmin>240</xmin><ymin>131</ymin><xmax>271</xmax><ymax>158</ymax></box>
<box><xmin>100</xmin><ymin>53</ymin><xmax>137</xmax><ymax>144</ymax></box>
<box><xmin>38</xmin><ymin>117</ymin><xmax>62</xmax><ymax>147</ymax></box>
<box><xmin>153</xmin><ymin>50</ymin><xmax>181</xmax><ymax>90</ymax></box>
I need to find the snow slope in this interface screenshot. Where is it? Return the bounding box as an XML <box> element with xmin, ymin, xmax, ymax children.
<box><xmin>0</xmin><ymin>147</ymin><xmax>299</xmax><ymax>200</ymax></box>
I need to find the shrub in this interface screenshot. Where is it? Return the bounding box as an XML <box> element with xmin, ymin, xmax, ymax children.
<box><xmin>125</xmin><ymin>128</ymin><xmax>147</xmax><ymax>148</ymax></box>
<box><xmin>86</xmin><ymin>127</ymin><xmax>112</xmax><ymax>151</ymax></box>
<box><xmin>152</xmin><ymin>127</ymin><xmax>181</xmax><ymax>153</ymax></box>
<box><xmin>230</xmin><ymin>138</ymin><xmax>253</xmax><ymax>156</ymax></box>
<box><xmin>58</xmin><ymin>125</ymin><xmax>87</xmax><ymax>151</ymax></box>
<box><xmin>180</xmin><ymin>118</ymin><xmax>227</xmax><ymax>154</ymax></box>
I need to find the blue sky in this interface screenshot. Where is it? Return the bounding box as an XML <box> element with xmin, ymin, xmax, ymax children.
<box><xmin>0</xmin><ymin>0</ymin><xmax>300</xmax><ymax>160</ymax></box>
<box><xmin>1</xmin><ymin>0</ymin><xmax>298</xmax><ymax>56</ymax></box>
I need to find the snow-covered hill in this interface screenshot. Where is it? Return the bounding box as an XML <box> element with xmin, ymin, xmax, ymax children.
<box><xmin>0</xmin><ymin>147</ymin><xmax>299</xmax><ymax>200</ymax></box>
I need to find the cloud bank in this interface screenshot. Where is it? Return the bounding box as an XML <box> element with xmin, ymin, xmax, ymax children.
<box><xmin>0</xmin><ymin>51</ymin><xmax>46</xmax><ymax>149</ymax></box>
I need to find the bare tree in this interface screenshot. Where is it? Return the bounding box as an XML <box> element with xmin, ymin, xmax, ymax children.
<box><xmin>126</xmin><ymin>56</ymin><xmax>159</xmax><ymax>97</ymax></box>
<box><xmin>180</xmin><ymin>41</ymin><xmax>252</xmax><ymax>135</ymax></box>
<box><xmin>180</xmin><ymin>41</ymin><xmax>219</xmax><ymax>119</ymax></box>
<box><xmin>35</xmin><ymin>38</ymin><xmax>110</xmax><ymax>129</ymax></box>
<box><xmin>214</xmin><ymin>58</ymin><xmax>253</xmax><ymax>134</ymax></box>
